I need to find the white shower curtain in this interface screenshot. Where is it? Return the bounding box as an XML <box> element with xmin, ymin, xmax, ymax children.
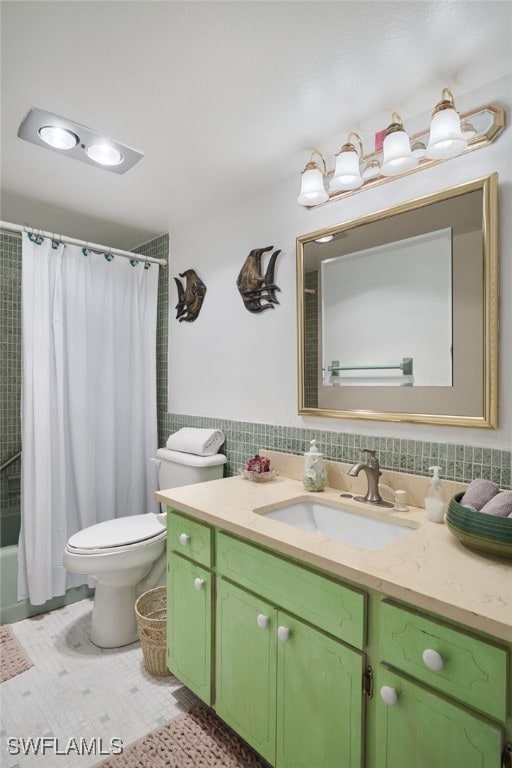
<box><xmin>19</xmin><ymin>233</ymin><xmax>160</xmax><ymax>605</ymax></box>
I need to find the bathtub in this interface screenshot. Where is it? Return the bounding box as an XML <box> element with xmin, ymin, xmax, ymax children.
<box><xmin>0</xmin><ymin>513</ymin><xmax>93</xmax><ymax>625</ymax></box>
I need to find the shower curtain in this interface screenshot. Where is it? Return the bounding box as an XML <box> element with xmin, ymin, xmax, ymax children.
<box><xmin>19</xmin><ymin>233</ymin><xmax>160</xmax><ymax>605</ymax></box>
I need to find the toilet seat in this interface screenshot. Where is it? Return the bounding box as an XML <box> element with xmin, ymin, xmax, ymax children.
<box><xmin>67</xmin><ymin>514</ymin><xmax>166</xmax><ymax>555</ymax></box>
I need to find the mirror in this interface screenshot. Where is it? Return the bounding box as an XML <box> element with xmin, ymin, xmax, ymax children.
<box><xmin>297</xmin><ymin>174</ymin><xmax>498</xmax><ymax>427</ymax></box>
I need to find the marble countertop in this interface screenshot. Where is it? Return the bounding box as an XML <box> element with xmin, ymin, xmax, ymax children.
<box><xmin>156</xmin><ymin>454</ymin><xmax>512</xmax><ymax>643</ymax></box>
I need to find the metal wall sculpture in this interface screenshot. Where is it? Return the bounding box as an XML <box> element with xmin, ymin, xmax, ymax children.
<box><xmin>236</xmin><ymin>246</ymin><xmax>281</xmax><ymax>313</ymax></box>
<box><xmin>174</xmin><ymin>269</ymin><xmax>207</xmax><ymax>322</ymax></box>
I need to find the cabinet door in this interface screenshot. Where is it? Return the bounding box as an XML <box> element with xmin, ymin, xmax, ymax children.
<box><xmin>167</xmin><ymin>552</ymin><xmax>212</xmax><ymax>703</ymax></box>
<box><xmin>216</xmin><ymin>579</ymin><xmax>277</xmax><ymax>764</ymax></box>
<box><xmin>276</xmin><ymin>611</ymin><xmax>364</xmax><ymax>768</ymax></box>
<box><xmin>374</xmin><ymin>666</ymin><xmax>503</xmax><ymax>768</ymax></box>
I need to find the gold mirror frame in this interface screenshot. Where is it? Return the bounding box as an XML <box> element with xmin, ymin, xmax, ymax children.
<box><xmin>297</xmin><ymin>173</ymin><xmax>498</xmax><ymax>427</ymax></box>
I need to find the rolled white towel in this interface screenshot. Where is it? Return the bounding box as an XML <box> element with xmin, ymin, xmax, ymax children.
<box><xmin>460</xmin><ymin>478</ymin><xmax>499</xmax><ymax>510</ymax></box>
<box><xmin>166</xmin><ymin>427</ymin><xmax>225</xmax><ymax>456</ymax></box>
<box><xmin>480</xmin><ymin>491</ymin><xmax>512</xmax><ymax>517</ymax></box>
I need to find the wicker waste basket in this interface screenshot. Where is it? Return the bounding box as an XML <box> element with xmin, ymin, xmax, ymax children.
<box><xmin>135</xmin><ymin>586</ymin><xmax>169</xmax><ymax>676</ymax></box>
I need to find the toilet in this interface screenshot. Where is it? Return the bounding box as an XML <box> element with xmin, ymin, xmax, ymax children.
<box><xmin>63</xmin><ymin>448</ymin><xmax>226</xmax><ymax>648</ymax></box>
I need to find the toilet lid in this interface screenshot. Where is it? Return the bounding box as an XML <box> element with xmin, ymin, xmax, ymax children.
<box><xmin>68</xmin><ymin>514</ymin><xmax>165</xmax><ymax>550</ymax></box>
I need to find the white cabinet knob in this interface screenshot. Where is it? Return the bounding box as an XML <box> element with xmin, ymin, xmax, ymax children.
<box><xmin>193</xmin><ymin>577</ymin><xmax>205</xmax><ymax>591</ymax></box>
<box><xmin>179</xmin><ymin>533</ymin><xmax>190</xmax><ymax>546</ymax></box>
<box><xmin>256</xmin><ymin>614</ymin><xmax>269</xmax><ymax>629</ymax></box>
<box><xmin>422</xmin><ymin>648</ymin><xmax>444</xmax><ymax>671</ymax></box>
<box><xmin>380</xmin><ymin>686</ymin><xmax>399</xmax><ymax>707</ymax></box>
<box><xmin>277</xmin><ymin>626</ymin><xmax>291</xmax><ymax>642</ymax></box>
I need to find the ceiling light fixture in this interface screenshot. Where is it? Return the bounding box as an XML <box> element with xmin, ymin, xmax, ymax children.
<box><xmin>18</xmin><ymin>108</ymin><xmax>143</xmax><ymax>174</ymax></box>
<box><xmin>297</xmin><ymin>89</ymin><xmax>505</xmax><ymax>208</ymax></box>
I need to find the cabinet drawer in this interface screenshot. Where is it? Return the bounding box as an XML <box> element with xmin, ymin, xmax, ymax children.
<box><xmin>167</xmin><ymin>509</ymin><xmax>213</xmax><ymax>567</ymax></box>
<box><xmin>216</xmin><ymin>532</ymin><xmax>365</xmax><ymax>649</ymax></box>
<box><xmin>379</xmin><ymin>600</ymin><xmax>508</xmax><ymax>721</ymax></box>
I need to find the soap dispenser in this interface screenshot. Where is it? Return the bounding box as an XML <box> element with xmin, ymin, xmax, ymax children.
<box><xmin>303</xmin><ymin>439</ymin><xmax>327</xmax><ymax>492</ymax></box>
<box><xmin>425</xmin><ymin>466</ymin><xmax>447</xmax><ymax>523</ymax></box>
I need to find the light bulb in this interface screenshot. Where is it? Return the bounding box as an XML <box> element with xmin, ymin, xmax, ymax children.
<box><xmin>38</xmin><ymin>125</ymin><xmax>78</xmax><ymax>150</ymax></box>
<box><xmin>86</xmin><ymin>143</ymin><xmax>123</xmax><ymax>166</ymax></box>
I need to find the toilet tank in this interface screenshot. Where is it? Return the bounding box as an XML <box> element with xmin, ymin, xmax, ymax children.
<box><xmin>154</xmin><ymin>448</ymin><xmax>226</xmax><ymax>504</ymax></box>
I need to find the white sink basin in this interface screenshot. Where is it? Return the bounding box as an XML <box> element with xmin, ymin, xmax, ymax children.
<box><xmin>261</xmin><ymin>499</ymin><xmax>415</xmax><ymax>550</ymax></box>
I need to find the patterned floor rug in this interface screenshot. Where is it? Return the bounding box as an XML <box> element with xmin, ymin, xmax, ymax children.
<box><xmin>95</xmin><ymin>702</ymin><xmax>269</xmax><ymax>768</ymax></box>
<box><xmin>0</xmin><ymin>624</ymin><xmax>33</xmax><ymax>683</ymax></box>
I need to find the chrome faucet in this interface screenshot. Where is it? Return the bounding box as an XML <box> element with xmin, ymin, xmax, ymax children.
<box><xmin>348</xmin><ymin>449</ymin><xmax>393</xmax><ymax>507</ymax></box>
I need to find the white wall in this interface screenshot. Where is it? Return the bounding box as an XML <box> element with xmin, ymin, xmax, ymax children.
<box><xmin>168</xmin><ymin>76</ymin><xmax>511</xmax><ymax>450</ymax></box>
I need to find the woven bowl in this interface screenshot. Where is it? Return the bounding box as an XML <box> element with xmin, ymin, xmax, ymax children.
<box><xmin>446</xmin><ymin>492</ymin><xmax>512</xmax><ymax>559</ymax></box>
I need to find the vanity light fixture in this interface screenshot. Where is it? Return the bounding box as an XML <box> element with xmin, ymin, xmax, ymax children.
<box><xmin>18</xmin><ymin>108</ymin><xmax>143</xmax><ymax>174</ymax></box>
<box><xmin>330</xmin><ymin>133</ymin><xmax>364</xmax><ymax>191</ymax></box>
<box><xmin>380</xmin><ymin>113</ymin><xmax>418</xmax><ymax>176</ymax></box>
<box><xmin>297</xmin><ymin>89</ymin><xmax>505</xmax><ymax>208</ymax></box>
<box><xmin>297</xmin><ymin>150</ymin><xmax>329</xmax><ymax>205</ymax></box>
<box><xmin>425</xmin><ymin>88</ymin><xmax>467</xmax><ymax>159</ymax></box>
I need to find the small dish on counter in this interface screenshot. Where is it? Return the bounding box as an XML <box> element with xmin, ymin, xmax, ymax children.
<box><xmin>239</xmin><ymin>468</ymin><xmax>279</xmax><ymax>483</ymax></box>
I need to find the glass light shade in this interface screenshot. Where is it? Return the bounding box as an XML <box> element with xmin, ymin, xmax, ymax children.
<box><xmin>86</xmin><ymin>143</ymin><xmax>123</xmax><ymax>166</ymax></box>
<box><xmin>362</xmin><ymin>159</ymin><xmax>381</xmax><ymax>180</ymax></box>
<box><xmin>330</xmin><ymin>149</ymin><xmax>363</xmax><ymax>191</ymax></box>
<box><xmin>411</xmin><ymin>141</ymin><xmax>426</xmax><ymax>158</ymax></box>
<box><xmin>297</xmin><ymin>166</ymin><xmax>328</xmax><ymax>205</ymax></box>
<box><xmin>426</xmin><ymin>107</ymin><xmax>467</xmax><ymax>159</ymax></box>
<box><xmin>38</xmin><ymin>125</ymin><xmax>78</xmax><ymax>150</ymax></box>
<box><xmin>380</xmin><ymin>130</ymin><xmax>418</xmax><ymax>176</ymax></box>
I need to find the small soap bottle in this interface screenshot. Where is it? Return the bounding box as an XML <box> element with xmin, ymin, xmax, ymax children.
<box><xmin>303</xmin><ymin>439</ymin><xmax>327</xmax><ymax>492</ymax></box>
<box><xmin>425</xmin><ymin>466</ymin><xmax>447</xmax><ymax>523</ymax></box>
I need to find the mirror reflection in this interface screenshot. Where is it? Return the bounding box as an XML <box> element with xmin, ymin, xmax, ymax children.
<box><xmin>297</xmin><ymin>174</ymin><xmax>498</xmax><ymax>427</ymax></box>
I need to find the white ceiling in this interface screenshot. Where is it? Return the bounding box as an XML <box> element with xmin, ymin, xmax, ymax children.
<box><xmin>1</xmin><ymin>1</ymin><xmax>511</xmax><ymax>250</ymax></box>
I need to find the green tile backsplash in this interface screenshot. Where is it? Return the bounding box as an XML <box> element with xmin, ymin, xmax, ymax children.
<box><xmin>2</xmin><ymin>226</ymin><xmax>510</xmax><ymax>542</ymax></box>
<box><xmin>158</xmin><ymin>412</ymin><xmax>511</xmax><ymax>490</ymax></box>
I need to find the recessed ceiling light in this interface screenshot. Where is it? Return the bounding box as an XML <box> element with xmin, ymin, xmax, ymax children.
<box><xmin>17</xmin><ymin>108</ymin><xmax>143</xmax><ymax>174</ymax></box>
<box><xmin>38</xmin><ymin>125</ymin><xmax>79</xmax><ymax>150</ymax></box>
<box><xmin>86</xmin><ymin>143</ymin><xmax>123</xmax><ymax>166</ymax></box>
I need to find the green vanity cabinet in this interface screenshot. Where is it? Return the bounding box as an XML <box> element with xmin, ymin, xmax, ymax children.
<box><xmin>275</xmin><ymin>610</ymin><xmax>364</xmax><ymax>768</ymax></box>
<box><xmin>370</xmin><ymin>599</ymin><xmax>509</xmax><ymax>768</ymax></box>
<box><xmin>166</xmin><ymin>509</ymin><xmax>510</xmax><ymax>768</ymax></box>
<box><xmin>216</xmin><ymin>579</ymin><xmax>277</xmax><ymax>763</ymax></box>
<box><xmin>167</xmin><ymin>510</ymin><xmax>213</xmax><ymax>704</ymax></box>
<box><xmin>216</xmin><ymin>534</ymin><xmax>365</xmax><ymax>768</ymax></box>
<box><xmin>373</xmin><ymin>666</ymin><xmax>503</xmax><ymax>768</ymax></box>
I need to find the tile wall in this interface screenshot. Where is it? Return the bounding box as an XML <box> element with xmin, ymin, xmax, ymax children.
<box><xmin>0</xmin><ymin>232</ymin><xmax>22</xmax><ymax>543</ymax></box>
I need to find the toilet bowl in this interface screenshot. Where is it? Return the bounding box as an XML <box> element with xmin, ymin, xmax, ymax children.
<box><xmin>63</xmin><ymin>448</ymin><xmax>226</xmax><ymax>648</ymax></box>
<box><xmin>64</xmin><ymin>514</ymin><xmax>167</xmax><ymax>648</ymax></box>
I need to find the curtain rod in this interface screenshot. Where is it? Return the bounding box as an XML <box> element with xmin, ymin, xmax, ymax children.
<box><xmin>0</xmin><ymin>220</ymin><xmax>167</xmax><ymax>267</ymax></box>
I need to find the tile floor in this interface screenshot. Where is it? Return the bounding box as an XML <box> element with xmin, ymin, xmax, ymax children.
<box><xmin>0</xmin><ymin>598</ymin><xmax>198</xmax><ymax>768</ymax></box>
